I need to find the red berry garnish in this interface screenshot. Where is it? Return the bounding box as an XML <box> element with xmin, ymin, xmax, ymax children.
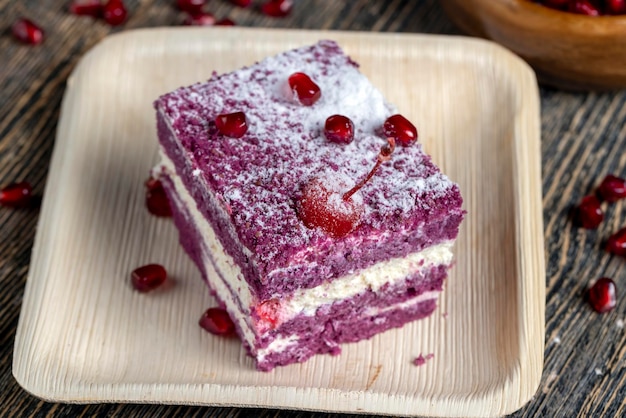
<box><xmin>324</xmin><ymin>115</ymin><xmax>354</xmax><ymax>144</ymax></box>
<box><xmin>131</xmin><ymin>264</ymin><xmax>167</xmax><ymax>292</ymax></box>
<box><xmin>176</xmin><ymin>0</ymin><xmax>206</xmax><ymax>14</ymax></box>
<box><xmin>69</xmin><ymin>0</ymin><xmax>104</xmax><ymax>17</ymax></box>
<box><xmin>103</xmin><ymin>0</ymin><xmax>127</xmax><ymax>25</ymax></box>
<box><xmin>145</xmin><ymin>178</ymin><xmax>172</xmax><ymax>217</ymax></box>
<box><xmin>383</xmin><ymin>114</ymin><xmax>418</xmax><ymax>147</ymax></box>
<box><xmin>11</xmin><ymin>18</ymin><xmax>44</xmax><ymax>45</ymax></box>
<box><xmin>597</xmin><ymin>174</ymin><xmax>626</xmax><ymax>203</ymax></box>
<box><xmin>230</xmin><ymin>0</ymin><xmax>251</xmax><ymax>6</ymax></box>
<box><xmin>297</xmin><ymin>138</ymin><xmax>395</xmax><ymax>237</ymax></box>
<box><xmin>607</xmin><ymin>0</ymin><xmax>626</xmax><ymax>13</ymax></box>
<box><xmin>183</xmin><ymin>12</ymin><xmax>216</xmax><ymax>26</ymax></box>
<box><xmin>260</xmin><ymin>0</ymin><xmax>293</xmax><ymax>17</ymax></box>
<box><xmin>215</xmin><ymin>18</ymin><xmax>236</xmax><ymax>26</ymax></box>
<box><xmin>297</xmin><ymin>178</ymin><xmax>364</xmax><ymax>238</ymax></box>
<box><xmin>288</xmin><ymin>72</ymin><xmax>321</xmax><ymax>106</ymax></box>
<box><xmin>587</xmin><ymin>278</ymin><xmax>617</xmax><ymax>313</ymax></box>
<box><xmin>575</xmin><ymin>195</ymin><xmax>603</xmax><ymax>229</ymax></box>
<box><xmin>199</xmin><ymin>307</ymin><xmax>236</xmax><ymax>336</ymax></box>
<box><xmin>0</xmin><ymin>181</ymin><xmax>33</xmax><ymax>207</ymax></box>
<box><xmin>606</xmin><ymin>227</ymin><xmax>626</xmax><ymax>256</ymax></box>
<box><xmin>568</xmin><ymin>0</ymin><xmax>601</xmax><ymax>15</ymax></box>
<box><xmin>215</xmin><ymin>111</ymin><xmax>248</xmax><ymax>138</ymax></box>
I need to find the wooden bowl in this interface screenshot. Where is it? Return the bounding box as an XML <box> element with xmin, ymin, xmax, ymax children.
<box><xmin>440</xmin><ymin>0</ymin><xmax>626</xmax><ymax>90</ymax></box>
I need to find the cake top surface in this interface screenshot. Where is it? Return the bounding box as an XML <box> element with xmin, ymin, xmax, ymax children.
<box><xmin>156</xmin><ymin>40</ymin><xmax>462</xmax><ymax>273</ymax></box>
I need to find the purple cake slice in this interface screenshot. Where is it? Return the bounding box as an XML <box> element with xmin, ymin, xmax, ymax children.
<box><xmin>154</xmin><ymin>40</ymin><xmax>464</xmax><ymax>371</ymax></box>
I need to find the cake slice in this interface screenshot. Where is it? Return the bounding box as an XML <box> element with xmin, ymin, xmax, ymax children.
<box><xmin>154</xmin><ymin>40</ymin><xmax>464</xmax><ymax>371</ymax></box>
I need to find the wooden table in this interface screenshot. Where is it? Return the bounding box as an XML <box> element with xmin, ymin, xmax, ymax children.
<box><xmin>1</xmin><ymin>1</ymin><xmax>625</xmax><ymax>417</ymax></box>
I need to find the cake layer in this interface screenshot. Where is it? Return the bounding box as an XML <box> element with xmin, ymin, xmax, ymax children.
<box><xmin>154</xmin><ymin>40</ymin><xmax>464</xmax><ymax>301</ymax></box>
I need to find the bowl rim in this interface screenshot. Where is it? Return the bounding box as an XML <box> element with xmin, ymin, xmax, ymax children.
<box><xmin>477</xmin><ymin>0</ymin><xmax>626</xmax><ymax>33</ymax></box>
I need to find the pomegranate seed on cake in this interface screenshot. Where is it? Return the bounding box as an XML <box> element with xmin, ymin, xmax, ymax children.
<box><xmin>153</xmin><ymin>40</ymin><xmax>465</xmax><ymax>371</ymax></box>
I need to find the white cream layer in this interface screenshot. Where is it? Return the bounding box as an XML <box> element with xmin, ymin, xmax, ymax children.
<box><xmin>160</xmin><ymin>152</ymin><xmax>452</xmax><ymax>356</ymax></box>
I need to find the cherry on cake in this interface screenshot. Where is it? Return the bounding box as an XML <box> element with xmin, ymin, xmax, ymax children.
<box><xmin>153</xmin><ymin>40</ymin><xmax>465</xmax><ymax>371</ymax></box>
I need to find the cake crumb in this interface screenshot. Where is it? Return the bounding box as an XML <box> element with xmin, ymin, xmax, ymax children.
<box><xmin>441</xmin><ymin>312</ymin><xmax>448</xmax><ymax>319</ymax></box>
<box><xmin>594</xmin><ymin>368</ymin><xmax>603</xmax><ymax>376</ymax></box>
<box><xmin>616</xmin><ymin>318</ymin><xmax>624</xmax><ymax>329</ymax></box>
<box><xmin>413</xmin><ymin>353</ymin><xmax>434</xmax><ymax>367</ymax></box>
<box><xmin>552</xmin><ymin>336</ymin><xmax>561</xmax><ymax>344</ymax></box>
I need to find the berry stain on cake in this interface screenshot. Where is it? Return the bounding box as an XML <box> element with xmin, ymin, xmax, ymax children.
<box><xmin>153</xmin><ymin>40</ymin><xmax>465</xmax><ymax>371</ymax></box>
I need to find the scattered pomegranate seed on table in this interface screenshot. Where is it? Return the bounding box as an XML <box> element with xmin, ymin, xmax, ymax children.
<box><xmin>103</xmin><ymin>0</ymin><xmax>128</xmax><ymax>26</ymax></box>
<box><xmin>383</xmin><ymin>114</ymin><xmax>418</xmax><ymax>147</ymax></box>
<box><xmin>199</xmin><ymin>308</ymin><xmax>236</xmax><ymax>335</ymax></box>
<box><xmin>575</xmin><ymin>195</ymin><xmax>604</xmax><ymax>229</ymax></box>
<box><xmin>215</xmin><ymin>18</ymin><xmax>236</xmax><ymax>26</ymax></box>
<box><xmin>324</xmin><ymin>115</ymin><xmax>355</xmax><ymax>144</ymax></box>
<box><xmin>183</xmin><ymin>12</ymin><xmax>216</xmax><ymax>26</ymax></box>
<box><xmin>69</xmin><ymin>0</ymin><xmax>104</xmax><ymax>17</ymax></box>
<box><xmin>288</xmin><ymin>72</ymin><xmax>321</xmax><ymax>106</ymax></box>
<box><xmin>597</xmin><ymin>174</ymin><xmax>626</xmax><ymax>202</ymax></box>
<box><xmin>587</xmin><ymin>278</ymin><xmax>617</xmax><ymax>313</ymax></box>
<box><xmin>260</xmin><ymin>0</ymin><xmax>293</xmax><ymax>17</ymax></box>
<box><xmin>145</xmin><ymin>178</ymin><xmax>172</xmax><ymax>217</ymax></box>
<box><xmin>230</xmin><ymin>0</ymin><xmax>252</xmax><ymax>7</ymax></box>
<box><xmin>176</xmin><ymin>0</ymin><xmax>207</xmax><ymax>14</ymax></box>
<box><xmin>215</xmin><ymin>111</ymin><xmax>248</xmax><ymax>137</ymax></box>
<box><xmin>0</xmin><ymin>182</ymin><xmax>33</xmax><ymax>207</ymax></box>
<box><xmin>11</xmin><ymin>18</ymin><xmax>44</xmax><ymax>45</ymax></box>
<box><xmin>131</xmin><ymin>264</ymin><xmax>167</xmax><ymax>292</ymax></box>
<box><xmin>606</xmin><ymin>227</ymin><xmax>626</xmax><ymax>256</ymax></box>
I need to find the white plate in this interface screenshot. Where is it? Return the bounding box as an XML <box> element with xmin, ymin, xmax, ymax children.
<box><xmin>13</xmin><ymin>28</ymin><xmax>545</xmax><ymax>417</ymax></box>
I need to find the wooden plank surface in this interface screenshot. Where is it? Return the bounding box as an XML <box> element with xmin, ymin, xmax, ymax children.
<box><xmin>0</xmin><ymin>1</ymin><xmax>624</xmax><ymax>417</ymax></box>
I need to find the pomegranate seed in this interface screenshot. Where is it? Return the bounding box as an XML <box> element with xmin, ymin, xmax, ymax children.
<box><xmin>11</xmin><ymin>18</ymin><xmax>44</xmax><ymax>45</ymax></box>
<box><xmin>606</xmin><ymin>227</ymin><xmax>626</xmax><ymax>256</ymax></box>
<box><xmin>0</xmin><ymin>181</ymin><xmax>33</xmax><ymax>207</ymax></box>
<box><xmin>230</xmin><ymin>0</ymin><xmax>251</xmax><ymax>6</ymax></box>
<box><xmin>216</xmin><ymin>18</ymin><xmax>236</xmax><ymax>26</ymax></box>
<box><xmin>199</xmin><ymin>308</ymin><xmax>236</xmax><ymax>336</ymax></box>
<box><xmin>176</xmin><ymin>0</ymin><xmax>206</xmax><ymax>14</ymax></box>
<box><xmin>131</xmin><ymin>264</ymin><xmax>167</xmax><ymax>292</ymax></box>
<box><xmin>103</xmin><ymin>0</ymin><xmax>127</xmax><ymax>26</ymax></box>
<box><xmin>587</xmin><ymin>278</ymin><xmax>617</xmax><ymax>313</ymax></box>
<box><xmin>324</xmin><ymin>115</ymin><xmax>355</xmax><ymax>144</ymax></box>
<box><xmin>261</xmin><ymin>0</ymin><xmax>293</xmax><ymax>17</ymax></box>
<box><xmin>383</xmin><ymin>114</ymin><xmax>418</xmax><ymax>147</ymax></box>
<box><xmin>607</xmin><ymin>0</ymin><xmax>626</xmax><ymax>13</ymax></box>
<box><xmin>145</xmin><ymin>178</ymin><xmax>172</xmax><ymax>217</ymax></box>
<box><xmin>568</xmin><ymin>0</ymin><xmax>601</xmax><ymax>15</ymax></box>
<box><xmin>288</xmin><ymin>72</ymin><xmax>321</xmax><ymax>106</ymax></box>
<box><xmin>297</xmin><ymin>177</ymin><xmax>364</xmax><ymax>238</ymax></box>
<box><xmin>183</xmin><ymin>12</ymin><xmax>216</xmax><ymax>25</ymax></box>
<box><xmin>575</xmin><ymin>195</ymin><xmax>603</xmax><ymax>229</ymax></box>
<box><xmin>69</xmin><ymin>0</ymin><xmax>104</xmax><ymax>17</ymax></box>
<box><xmin>597</xmin><ymin>174</ymin><xmax>626</xmax><ymax>202</ymax></box>
<box><xmin>215</xmin><ymin>111</ymin><xmax>248</xmax><ymax>138</ymax></box>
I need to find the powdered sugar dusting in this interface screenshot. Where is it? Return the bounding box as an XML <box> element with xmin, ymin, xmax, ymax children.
<box><xmin>155</xmin><ymin>40</ymin><xmax>462</xmax><ymax>268</ymax></box>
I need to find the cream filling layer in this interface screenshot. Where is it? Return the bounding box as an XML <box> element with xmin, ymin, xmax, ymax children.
<box><xmin>160</xmin><ymin>151</ymin><xmax>452</xmax><ymax>356</ymax></box>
